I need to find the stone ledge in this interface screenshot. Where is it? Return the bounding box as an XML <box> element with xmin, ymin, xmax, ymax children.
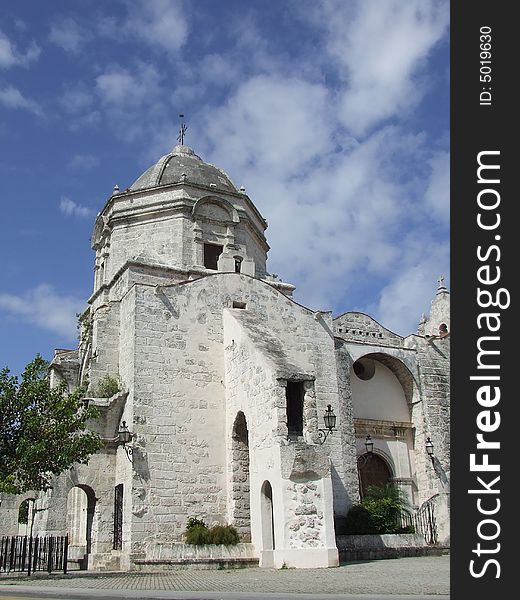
<box><xmin>336</xmin><ymin>533</ymin><xmax>449</xmax><ymax>563</ymax></box>
<box><xmin>133</xmin><ymin>557</ymin><xmax>259</xmax><ymax>571</ymax></box>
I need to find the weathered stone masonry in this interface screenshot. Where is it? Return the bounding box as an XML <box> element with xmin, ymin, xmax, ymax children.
<box><xmin>0</xmin><ymin>144</ymin><xmax>450</xmax><ymax>569</ymax></box>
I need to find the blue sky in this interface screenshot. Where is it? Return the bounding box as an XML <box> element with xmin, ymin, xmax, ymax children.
<box><xmin>0</xmin><ymin>0</ymin><xmax>449</xmax><ymax>376</ymax></box>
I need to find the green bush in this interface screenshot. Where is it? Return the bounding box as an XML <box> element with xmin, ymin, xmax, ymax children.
<box><xmin>184</xmin><ymin>518</ymin><xmax>239</xmax><ymax>545</ymax></box>
<box><xmin>95</xmin><ymin>374</ymin><xmax>120</xmax><ymax>398</ymax></box>
<box><xmin>186</xmin><ymin>524</ymin><xmax>211</xmax><ymax>545</ymax></box>
<box><xmin>343</xmin><ymin>504</ymin><xmax>374</xmax><ymax>534</ymax></box>
<box><xmin>186</xmin><ymin>516</ymin><xmax>207</xmax><ymax>530</ymax></box>
<box><xmin>208</xmin><ymin>524</ymin><xmax>240</xmax><ymax>545</ymax></box>
<box><xmin>344</xmin><ymin>484</ymin><xmax>412</xmax><ymax>535</ymax></box>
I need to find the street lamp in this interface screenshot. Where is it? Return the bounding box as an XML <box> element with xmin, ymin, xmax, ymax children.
<box><xmin>118</xmin><ymin>421</ymin><xmax>134</xmax><ymax>462</ymax></box>
<box><xmin>318</xmin><ymin>405</ymin><xmax>337</xmax><ymax>444</ymax></box>
<box><xmin>356</xmin><ymin>435</ymin><xmax>374</xmax><ymax>499</ymax></box>
<box><xmin>425</xmin><ymin>437</ymin><xmax>434</xmax><ymax>464</ymax></box>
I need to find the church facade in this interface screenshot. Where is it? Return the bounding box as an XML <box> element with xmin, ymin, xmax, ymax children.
<box><xmin>0</xmin><ymin>145</ymin><xmax>450</xmax><ymax>570</ymax></box>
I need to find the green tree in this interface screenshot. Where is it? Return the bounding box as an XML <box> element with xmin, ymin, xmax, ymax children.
<box><xmin>0</xmin><ymin>355</ymin><xmax>103</xmax><ymax>494</ymax></box>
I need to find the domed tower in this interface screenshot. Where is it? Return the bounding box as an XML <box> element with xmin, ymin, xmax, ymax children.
<box><xmin>91</xmin><ymin>144</ymin><xmax>291</xmax><ymax>294</ymax></box>
<box><xmin>83</xmin><ymin>143</ymin><xmax>294</xmax><ymax>389</ymax></box>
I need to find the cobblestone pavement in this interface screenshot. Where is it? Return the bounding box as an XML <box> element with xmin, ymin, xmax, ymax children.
<box><xmin>0</xmin><ymin>555</ymin><xmax>449</xmax><ymax>598</ymax></box>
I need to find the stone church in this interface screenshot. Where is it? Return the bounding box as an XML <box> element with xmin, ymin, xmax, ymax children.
<box><xmin>0</xmin><ymin>144</ymin><xmax>450</xmax><ymax>570</ymax></box>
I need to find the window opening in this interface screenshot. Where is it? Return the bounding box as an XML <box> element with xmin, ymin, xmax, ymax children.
<box><xmin>286</xmin><ymin>381</ymin><xmax>304</xmax><ymax>436</ymax></box>
<box><xmin>113</xmin><ymin>484</ymin><xmax>123</xmax><ymax>550</ymax></box>
<box><xmin>203</xmin><ymin>244</ymin><xmax>223</xmax><ymax>270</ymax></box>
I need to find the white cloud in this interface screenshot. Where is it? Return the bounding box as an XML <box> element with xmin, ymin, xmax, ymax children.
<box><xmin>192</xmin><ymin>73</ymin><xmax>448</xmax><ymax>324</ymax></box>
<box><xmin>48</xmin><ymin>4</ymin><xmax>448</xmax><ymax>332</ymax></box>
<box><xmin>0</xmin><ymin>28</ymin><xmax>40</xmax><ymax>69</ymax></box>
<box><xmin>373</xmin><ymin>240</ymin><xmax>450</xmax><ymax>335</ymax></box>
<box><xmin>49</xmin><ymin>17</ymin><xmax>89</xmax><ymax>53</ymax></box>
<box><xmin>424</xmin><ymin>150</ymin><xmax>449</xmax><ymax>224</ymax></box>
<box><xmin>202</xmin><ymin>75</ymin><xmax>332</xmax><ymax>179</ymax></box>
<box><xmin>96</xmin><ymin>63</ymin><xmax>162</xmax><ymax>107</ymax></box>
<box><xmin>0</xmin><ymin>85</ymin><xmax>42</xmax><ymax>115</ymax></box>
<box><xmin>0</xmin><ymin>284</ymin><xmax>84</xmax><ymax>340</ymax></box>
<box><xmin>122</xmin><ymin>0</ymin><xmax>188</xmax><ymax>53</ymax></box>
<box><xmin>312</xmin><ymin>0</ymin><xmax>449</xmax><ymax>137</ymax></box>
<box><xmin>59</xmin><ymin>196</ymin><xmax>94</xmax><ymax>218</ymax></box>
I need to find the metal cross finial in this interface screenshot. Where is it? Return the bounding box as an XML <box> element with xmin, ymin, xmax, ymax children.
<box><xmin>177</xmin><ymin>114</ymin><xmax>187</xmax><ymax>145</ymax></box>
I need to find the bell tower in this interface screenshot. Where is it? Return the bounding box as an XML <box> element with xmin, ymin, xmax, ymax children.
<box><xmin>91</xmin><ymin>144</ymin><xmax>273</xmax><ymax>294</ymax></box>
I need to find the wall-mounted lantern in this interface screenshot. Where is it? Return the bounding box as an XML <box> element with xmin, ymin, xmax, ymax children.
<box><xmin>118</xmin><ymin>421</ymin><xmax>134</xmax><ymax>462</ymax></box>
<box><xmin>426</xmin><ymin>437</ymin><xmax>434</xmax><ymax>464</ymax></box>
<box><xmin>318</xmin><ymin>405</ymin><xmax>337</xmax><ymax>444</ymax></box>
<box><xmin>357</xmin><ymin>435</ymin><xmax>374</xmax><ymax>468</ymax></box>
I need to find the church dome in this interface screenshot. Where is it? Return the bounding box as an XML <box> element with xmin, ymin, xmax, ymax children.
<box><xmin>130</xmin><ymin>145</ymin><xmax>238</xmax><ymax>193</ymax></box>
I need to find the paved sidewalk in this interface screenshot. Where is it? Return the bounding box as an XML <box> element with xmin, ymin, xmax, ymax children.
<box><xmin>0</xmin><ymin>555</ymin><xmax>449</xmax><ymax>599</ymax></box>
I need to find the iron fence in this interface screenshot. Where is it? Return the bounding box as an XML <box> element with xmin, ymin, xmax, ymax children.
<box><xmin>0</xmin><ymin>535</ymin><xmax>68</xmax><ymax>575</ymax></box>
<box><xmin>414</xmin><ymin>496</ymin><xmax>438</xmax><ymax>545</ymax></box>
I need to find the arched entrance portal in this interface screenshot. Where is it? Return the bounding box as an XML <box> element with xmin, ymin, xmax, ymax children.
<box><xmin>231</xmin><ymin>412</ymin><xmax>251</xmax><ymax>540</ymax></box>
<box><xmin>358</xmin><ymin>453</ymin><xmax>392</xmax><ymax>498</ymax></box>
<box><xmin>66</xmin><ymin>485</ymin><xmax>96</xmax><ymax>569</ymax></box>
<box><xmin>350</xmin><ymin>352</ymin><xmax>417</xmax><ymax>507</ymax></box>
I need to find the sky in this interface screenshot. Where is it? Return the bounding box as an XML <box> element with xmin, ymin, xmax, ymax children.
<box><xmin>0</xmin><ymin>0</ymin><xmax>449</xmax><ymax>376</ymax></box>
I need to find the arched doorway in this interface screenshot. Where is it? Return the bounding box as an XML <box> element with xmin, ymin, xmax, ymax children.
<box><xmin>358</xmin><ymin>453</ymin><xmax>392</xmax><ymax>498</ymax></box>
<box><xmin>260</xmin><ymin>481</ymin><xmax>275</xmax><ymax>551</ymax></box>
<box><xmin>66</xmin><ymin>485</ymin><xmax>96</xmax><ymax>569</ymax></box>
<box><xmin>231</xmin><ymin>412</ymin><xmax>251</xmax><ymax>540</ymax></box>
<box><xmin>17</xmin><ymin>498</ymin><xmax>35</xmax><ymax>536</ymax></box>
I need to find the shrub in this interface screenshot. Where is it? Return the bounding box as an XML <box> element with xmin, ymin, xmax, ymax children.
<box><xmin>184</xmin><ymin>518</ymin><xmax>239</xmax><ymax>546</ymax></box>
<box><xmin>186</xmin><ymin>517</ymin><xmax>207</xmax><ymax>530</ymax></box>
<box><xmin>95</xmin><ymin>374</ymin><xmax>120</xmax><ymax>398</ymax></box>
<box><xmin>185</xmin><ymin>524</ymin><xmax>211</xmax><ymax>545</ymax></box>
<box><xmin>343</xmin><ymin>504</ymin><xmax>375</xmax><ymax>534</ymax></box>
<box><xmin>208</xmin><ymin>524</ymin><xmax>240</xmax><ymax>545</ymax></box>
<box><xmin>344</xmin><ymin>484</ymin><xmax>412</xmax><ymax>535</ymax></box>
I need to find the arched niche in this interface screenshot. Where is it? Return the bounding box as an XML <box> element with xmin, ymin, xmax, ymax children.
<box><xmin>260</xmin><ymin>481</ymin><xmax>275</xmax><ymax>551</ymax></box>
<box><xmin>231</xmin><ymin>412</ymin><xmax>251</xmax><ymax>540</ymax></box>
<box><xmin>192</xmin><ymin>196</ymin><xmax>239</xmax><ymax>224</ymax></box>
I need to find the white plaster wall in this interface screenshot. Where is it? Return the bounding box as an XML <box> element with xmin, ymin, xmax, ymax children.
<box><xmin>222</xmin><ymin>303</ymin><xmax>339</xmax><ymax>568</ymax></box>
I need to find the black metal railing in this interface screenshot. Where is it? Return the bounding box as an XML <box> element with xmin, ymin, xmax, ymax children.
<box><xmin>414</xmin><ymin>495</ymin><xmax>438</xmax><ymax>545</ymax></box>
<box><xmin>0</xmin><ymin>535</ymin><xmax>68</xmax><ymax>575</ymax></box>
